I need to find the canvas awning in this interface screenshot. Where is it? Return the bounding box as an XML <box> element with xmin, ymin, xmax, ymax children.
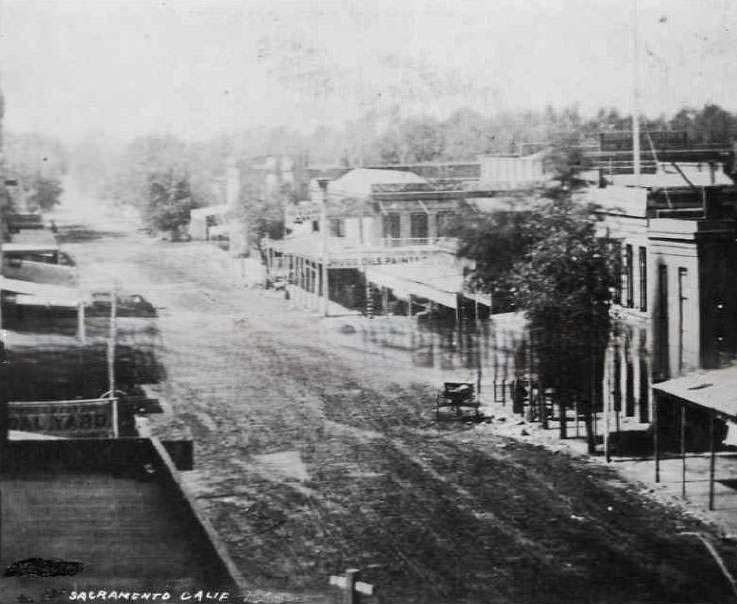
<box><xmin>365</xmin><ymin>258</ymin><xmax>465</xmax><ymax>310</ymax></box>
<box><xmin>653</xmin><ymin>366</ymin><xmax>737</xmax><ymax>421</ymax></box>
<box><xmin>1</xmin><ymin>277</ymin><xmax>87</xmax><ymax>304</ymax></box>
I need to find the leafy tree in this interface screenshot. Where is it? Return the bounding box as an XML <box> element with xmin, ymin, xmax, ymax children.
<box><xmin>456</xmin><ymin>154</ymin><xmax>618</xmax><ymax>449</ymax></box>
<box><xmin>374</xmin><ymin>116</ymin><xmax>446</xmax><ymax>164</ymax></box>
<box><xmin>509</xmin><ymin>196</ymin><xmax>618</xmax><ymax>447</ymax></box>
<box><xmin>234</xmin><ymin>178</ymin><xmax>287</xmax><ymax>260</ymax></box>
<box><xmin>26</xmin><ymin>175</ymin><xmax>63</xmax><ymax>212</ymax></box>
<box><xmin>452</xmin><ymin>205</ymin><xmax>538</xmax><ymax>313</ymax></box>
<box><xmin>399</xmin><ymin>117</ymin><xmax>445</xmax><ymax>162</ymax></box>
<box><xmin>692</xmin><ymin>103</ymin><xmax>737</xmax><ymax>145</ymax></box>
<box><xmin>101</xmin><ymin>134</ymin><xmax>228</xmax><ymax>238</ymax></box>
<box><xmin>441</xmin><ymin>108</ymin><xmax>497</xmax><ymax>160</ymax></box>
<box><xmin>144</xmin><ymin>169</ymin><xmax>197</xmax><ymax>240</ymax></box>
<box><xmin>2</xmin><ymin>132</ymin><xmax>67</xmax><ymax>214</ymax></box>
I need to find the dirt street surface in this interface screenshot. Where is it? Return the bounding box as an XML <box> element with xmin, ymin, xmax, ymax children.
<box><xmin>51</xmin><ymin>195</ymin><xmax>736</xmax><ymax>604</ymax></box>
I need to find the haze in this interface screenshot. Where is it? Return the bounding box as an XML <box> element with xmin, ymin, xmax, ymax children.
<box><xmin>1</xmin><ymin>0</ymin><xmax>736</xmax><ymax>144</ymax></box>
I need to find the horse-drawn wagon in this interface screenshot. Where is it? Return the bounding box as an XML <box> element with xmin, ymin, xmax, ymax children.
<box><xmin>435</xmin><ymin>381</ymin><xmax>481</xmax><ymax>421</ymax></box>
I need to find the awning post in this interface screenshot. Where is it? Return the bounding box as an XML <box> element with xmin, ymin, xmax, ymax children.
<box><xmin>709</xmin><ymin>409</ymin><xmax>716</xmax><ymax>511</ymax></box>
<box><xmin>654</xmin><ymin>394</ymin><xmax>660</xmax><ymax>483</ymax></box>
<box><xmin>680</xmin><ymin>401</ymin><xmax>686</xmax><ymax>499</ymax></box>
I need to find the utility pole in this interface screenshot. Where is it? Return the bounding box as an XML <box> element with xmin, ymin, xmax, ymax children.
<box><xmin>632</xmin><ymin>0</ymin><xmax>641</xmax><ymax>182</ymax></box>
<box><xmin>317</xmin><ymin>178</ymin><xmax>330</xmax><ymax>317</ymax></box>
<box><xmin>107</xmin><ymin>284</ymin><xmax>119</xmax><ymax>438</ymax></box>
<box><xmin>0</xmin><ymin>75</ymin><xmax>7</xmax><ymax>449</ymax></box>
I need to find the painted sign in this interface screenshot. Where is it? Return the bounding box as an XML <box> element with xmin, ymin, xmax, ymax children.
<box><xmin>8</xmin><ymin>398</ymin><xmax>115</xmax><ymax>437</ymax></box>
<box><xmin>328</xmin><ymin>252</ymin><xmax>431</xmax><ymax>269</ymax></box>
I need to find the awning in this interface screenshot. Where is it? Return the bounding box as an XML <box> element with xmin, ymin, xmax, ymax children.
<box><xmin>653</xmin><ymin>366</ymin><xmax>737</xmax><ymax>420</ymax></box>
<box><xmin>1</xmin><ymin>277</ymin><xmax>87</xmax><ymax>304</ymax></box>
<box><xmin>365</xmin><ymin>258</ymin><xmax>465</xmax><ymax>310</ymax></box>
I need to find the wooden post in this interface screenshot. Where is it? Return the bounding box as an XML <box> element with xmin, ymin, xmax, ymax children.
<box><xmin>613</xmin><ymin>341</ymin><xmax>621</xmax><ymax>434</ymax></box>
<box><xmin>526</xmin><ymin>335</ymin><xmax>534</xmax><ymax>422</ymax></box>
<box><xmin>604</xmin><ymin>365</ymin><xmax>611</xmax><ymax>463</ymax></box>
<box><xmin>709</xmin><ymin>410</ymin><xmax>716</xmax><ymax>511</ymax></box>
<box><xmin>317</xmin><ymin>178</ymin><xmax>330</xmax><ymax>317</ymax></box>
<box><xmin>407</xmin><ymin>294</ymin><xmax>412</xmax><ymax>317</ymax></box>
<box><xmin>365</xmin><ymin>279</ymin><xmax>373</xmax><ymax>319</ymax></box>
<box><xmin>344</xmin><ymin>568</ymin><xmax>358</xmax><ymax>604</ymax></box>
<box><xmin>680</xmin><ymin>402</ymin><xmax>687</xmax><ymax>499</ymax></box>
<box><xmin>108</xmin><ymin>285</ymin><xmax>119</xmax><ymax>438</ymax></box>
<box><xmin>77</xmin><ymin>301</ymin><xmax>86</xmax><ymax>344</ymax></box>
<box><xmin>653</xmin><ymin>395</ymin><xmax>660</xmax><ymax>483</ymax></box>
<box><xmin>476</xmin><ymin>328</ymin><xmax>482</xmax><ymax>397</ymax></box>
<box><xmin>329</xmin><ymin>568</ymin><xmax>375</xmax><ymax>604</ymax></box>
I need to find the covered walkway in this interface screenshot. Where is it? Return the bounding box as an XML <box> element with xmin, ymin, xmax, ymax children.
<box><xmin>652</xmin><ymin>365</ymin><xmax>737</xmax><ymax>511</ymax></box>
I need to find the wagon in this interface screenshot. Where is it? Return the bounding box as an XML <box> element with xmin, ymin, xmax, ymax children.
<box><xmin>435</xmin><ymin>381</ymin><xmax>480</xmax><ymax>421</ymax></box>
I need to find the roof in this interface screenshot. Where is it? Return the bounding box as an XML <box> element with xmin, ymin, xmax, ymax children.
<box><xmin>2</xmin><ymin>242</ymin><xmax>60</xmax><ymax>253</ymax></box>
<box><xmin>0</xmin><ymin>276</ymin><xmax>86</xmax><ymax>302</ymax></box>
<box><xmin>3</xmin><ymin>258</ymin><xmax>78</xmax><ymax>287</ymax></box>
<box><xmin>327</xmin><ymin>168</ymin><xmax>428</xmax><ymax>198</ymax></box>
<box><xmin>580</xmin><ymin>185</ymin><xmax>649</xmax><ymax>217</ymax></box>
<box><xmin>0</xmin><ymin>438</ymin><xmax>242</xmax><ymax>601</ymax></box>
<box><xmin>607</xmin><ymin>164</ymin><xmax>734</xmax><ymax>189</ymax></box>
<box><xmin>653</xmin><ymin>365</ymin><xmax>737</xmax><ymax>420</ymax></box>
<box><xmin>10</xmin><ymin>229</ymin><xmax>57</xmax><ymax>246</ymax></box>
<box><xmin>365</xmin><ymin>255</ymin><xmax>466</xmax><ymax>309</ymax></box>
<box><xmin>190</xmin><ymin>204</ymin><xmax>229</xmax><ymax>219</ymax></box>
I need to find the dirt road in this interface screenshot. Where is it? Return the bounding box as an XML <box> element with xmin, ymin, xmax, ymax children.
<box><xmin>50</xmin><ymin>193</ymin><xmax>736</xmax><ymax>604</ymax></box>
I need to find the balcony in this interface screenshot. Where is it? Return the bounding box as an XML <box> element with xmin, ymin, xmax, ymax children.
<box><xmin>380</xmin><ymin>236</ymin><xmax>457</xmax><ymax>249</ymax></box>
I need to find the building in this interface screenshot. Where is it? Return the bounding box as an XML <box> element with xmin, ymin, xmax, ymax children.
<box><xmin>264</xmin><ymin>167</ymin><xmax>488</xmax><ymax>318</ymax></box>
<box><xmin>577</xmin><ymin>166</ymin><xmax>737</xmax><ymax>438</ymax></box>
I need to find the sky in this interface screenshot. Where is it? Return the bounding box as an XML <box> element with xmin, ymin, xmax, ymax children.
<box><xmin>1</xmin><ymin>0</ymin><xmax>736</xmax><ymax>144</ymax></box>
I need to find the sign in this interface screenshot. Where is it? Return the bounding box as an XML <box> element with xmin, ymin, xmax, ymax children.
<box><xmin>8</xmin><ymin>398</ymin><xmax>116</xmax><ymax>437</ymax></box>
<box><xmin>328</xmin><ymin>252</ymin><xmax>431</xmax><ymax>269</ymax></box>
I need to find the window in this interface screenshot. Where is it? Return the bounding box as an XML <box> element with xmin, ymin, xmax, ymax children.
<box><xmin>383</xmin><ymin>213</ymin><xmax>401</xmax><ymax>240</ymax></box>
<box><xmin>609</xmin><ymin>240</ymin><xmax>622</xmax><ymax>305</ymax></box>
<box><xmin>410</xmin><ymin>213</ymin><xmax>428</xmax><ymax>240</ymax></box>
<box><xmin>678</xmin><ymin>267</ymin><xmax>687</xmax><ymax>374</ymax></box>
<box><xmin>638</xmin><ymin>247</ymin><xmax>647</xmax><ymax>311</ymax></box>
<box><xmin>436</xmin><ymin>211</ymin><xmax>453</xmax><ymax>237</ymax></box>
<box><xmin>329</xmin><ymin>218</ymin><xmax>345</xmax><ymax>237</ymax></box>
<box><xmin>625</xmin><ymin>244</ymin><xmax>634</xmax><ymax>308</ymax></box>
<box><xmin>655</xmin><ymin>264</ymin><xmax>670</xmax><ymax>380</ymax></box>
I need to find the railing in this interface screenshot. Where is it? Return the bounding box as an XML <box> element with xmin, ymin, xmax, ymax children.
<box><xmin>382</xmin><ymin>237</ymin><xmax>429</xmax><ymax>247</ymax></box>
<box><xmin>379</xmin><ymin>236</ymin><xmax>458</xmax><ymax>249</ymax></box>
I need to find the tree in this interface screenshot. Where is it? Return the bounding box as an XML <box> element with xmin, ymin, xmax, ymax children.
<box><xmin>451</xmin><ymin>204</ymin><xmax>538</xmax><ymax>313</ymax></box>
<box><xmin>455</xmin><ymin>157</ymin><xmax>619</xmax><ymax>449</ymax></box>
<box><xmin>692</xmin><ymin>103</ymin><xmax>737</xmax><ymax>145</ymax></box>
<box><xmin>101</xmin><ymin>134</ymin><xmax>224</xmax><ymax>238</ymax></box>
<box><xmin>508</xmin><ymin>196</ymin><xmax>618</xmax><ymax>446</ymax></box>
<box><xmin>234</xmin><ymin>178</ymin><xmax>287</xmax><ymax>260</ymax></box>
<box><xmin>26</xmin><ymin>175</ymin><xmax>63</xmax><ymax>212</ymax></box>
<box><xmin>441</xmin><ymin>107</ymin><xmax>497</xmax><ymax>160</ymax></box>
<box><xmin>144</xmin><ymin>170</ymin><xmax>197</xmax><ymax>240</ymax></box>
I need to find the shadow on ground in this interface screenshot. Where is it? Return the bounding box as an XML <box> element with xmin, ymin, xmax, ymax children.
<box><xmin>56</xmin><ymin>224</ymin><xmax>126</xmax><ymax>243</ymax></box>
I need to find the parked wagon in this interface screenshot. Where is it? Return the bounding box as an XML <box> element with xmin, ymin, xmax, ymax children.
<box><xmin>435</xmin><ymin>381</ymin><xmax>480</xmax><ymax>421</ymax></box>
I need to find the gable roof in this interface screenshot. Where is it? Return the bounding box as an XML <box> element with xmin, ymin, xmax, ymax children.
<box><xmin>328</xmin><ymin>168</ymin><xmax>428</xmax><ymax>198</ymax></box>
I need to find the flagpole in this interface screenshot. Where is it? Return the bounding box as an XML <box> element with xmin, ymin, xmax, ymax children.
<box><xmin>632</xmin><ymin>0</ymin><xmax>641</xmax><ymax>183</ymax></box>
